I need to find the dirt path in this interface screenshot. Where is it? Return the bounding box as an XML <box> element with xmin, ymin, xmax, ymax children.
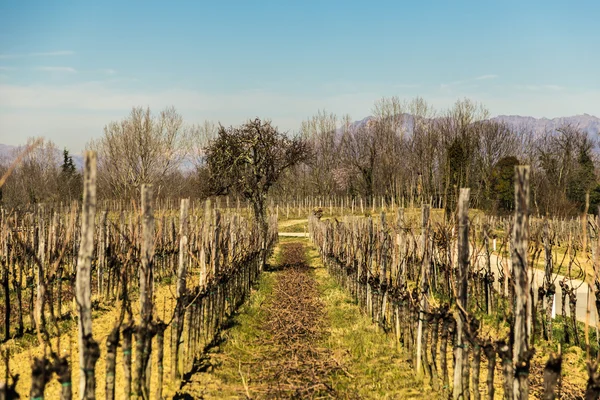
<box><xmin>176</xmin><ymin>242</ymin><xmax>339</xmax><ymax>398</ymax></box>
<box><xmin>177</xmin><ymin>238</ymin><xmax>427</xmax><ymax>399</ymax></box>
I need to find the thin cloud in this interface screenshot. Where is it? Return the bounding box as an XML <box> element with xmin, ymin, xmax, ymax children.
<box><xmin>100</xmin><ymin>68</ymin><xmax>117</xmax><ymax>75</ymax></box>
<box><xmin>0</xmin><ymin>50</ymin><xmax>75</xmax><ymax>59</ymax></box>
<box><xmin>515</xmin><ymin>84</ymin><xmax>564</xmax><ymax>92</ymax></box>
<box><xmin>475</xmin><ymin>74</ymin><xmax>498</xmax><ymax>80</ymax></box>
<box><xmin>393</xmin><ymin>83</ymin><xmax>421</xmax><ymax>89</ymax></box>
<box><xmin>441</xmin><ymin>74</ymin><xmax>498</xmax><ymax>89</ymax></box>
<box><xmin>34</xmin><ymin>66</ymin><xmax>77</xmax><ymax>73</ymax></box>
<box><xmin>0</xmin><ymin>66</ymin><xmax>15</xmax><ymax>71</ymax></box>
<box><xmin>29</xmin><ymin>51</ymin><xmax>74</xmax><ymax>57</ymax></box>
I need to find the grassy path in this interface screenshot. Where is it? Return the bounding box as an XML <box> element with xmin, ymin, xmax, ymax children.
<box><xmin>177</xmin><ymin>237</ymin><xmax>429</xmax><ymax>399</ymax></box>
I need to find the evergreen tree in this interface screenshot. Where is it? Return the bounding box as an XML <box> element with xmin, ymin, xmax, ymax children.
<box><xmin>59</xmin><ymin>148</ymin><xmax>82</xmax><ymax>202</ymax></box>
<box><xmin>491</xmin><ymin>156</ymin><xmax>520</xmax><ymax>212</ymax></box>
<box><xmin>567</xmin><ymin>141</ymin><xmax>596</xmax><ymax>209</ymax></box>
<box><xmin>61</xmin><ymin>148</ymin><xmax>77</xmax><ymax>175</ymax></box>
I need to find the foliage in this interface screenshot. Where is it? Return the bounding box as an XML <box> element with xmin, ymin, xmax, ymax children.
<box><xmin>59</xmin><ymin>148</ymin><xmax>82</xmax><ymax>203</ymax></box>
<box><xmin>567</xmin><ymin>142</ymin><xmax>596</xmax><ymax>209</ymax></box>
<box><xmin>492</xmin><ymin>156</ymin><xmax>520</xmax><ymax>212</ymax></box>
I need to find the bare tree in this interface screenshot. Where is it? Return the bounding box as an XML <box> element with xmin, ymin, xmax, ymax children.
<box><xmin>89</xmin><ymin>106</ymin><xmax>188</xmax><ymax>200</ymax></box>
<box><xmin>438</xmin><ymin>99</ymin><xmax>489</xmax><ymax>216</ymax></box>
<box><xmin>535</xmin><ymin>124</ymin><xmax>591</xmax><ymax>214</ymax></box>
<box><xmin>371</xmin><ymin>96</ymin><xmax>406</xmax><ymax>201</ymax></box>
<box><xmin>300</xmin><ymin>110</ymin><xmax>339</xmax><ymax>195</ymax></box>
<box><xmin>186</xmin><ymin>120</ymin><xmax>217</xmax><ymax>170</ymax></box>
<box><xmin>205</xmin><ymin>118</ymin><xmax>309</xmax><ymax>265</ymax></box>
<box><xmin>405</xmin><ymin>97</ymin><xmax>440</xmax><ymax>204</ymax></box>
<box><xmin>0</xmin><ymin>138</ymin><xmax>61</xmax><ymax>207</ymax></box>
<box><xmin>340</xmin><ymin>115</ymin><xmax>378</xmax><ymax>202</ymax></box>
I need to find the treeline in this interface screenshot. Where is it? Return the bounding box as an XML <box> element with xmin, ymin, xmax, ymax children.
<box><xmin>281</xmin><ymin>97</ymin><xmax>599</xmax><ymax>217</ymax></box>
<box><xmin>1</xmin><ymin>98</ymin><xmax>598</xmax><ymax>216</ymax></box>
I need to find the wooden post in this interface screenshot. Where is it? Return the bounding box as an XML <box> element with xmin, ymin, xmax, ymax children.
<box><xmin>512</xmin><ymin>166</ymin><xmax>531</xmax><ymax>399</ymax></box>
<box><xmin>483</xmin><ymin>223</ymin><xmax>492</xmax><ymax>315</ymax></box>
<box><xmin>453</xmin><ymin>188</ymin><xmax>469</xmax><ymax>400</ymax></box>
<box><xmin>76</xmin><ymin>151</ymin><xmax>100</xmax><ymax>400</ymax></box>
<box><xmin>416</xmin><ymin>204</ymin><xmax>430</xmax><ymax>379</ymax></box>
<box><xmin>380</xmin><ymin>212</ymin><xmax>389</xmax><ymax>325</ymax></box>
<box><xmin>543</xmin><ymin>219</ymin><xmax>554</xmax><ymax>340</ymax></box>
<box><xmin>135</xmin><ymin>184</ymin><xmax>155</xmax><ymax>399</ymax></box>
<box><xmin>171</xmin><ymin>199</ymin><xmax>189</xmax><ymax>381</ymax></box>
<box><xmin>140</xmin><ymin>184</ymin><xmax>155</xmax><ymax>323</ymax></box>
<box><xmin>35</xmin><ymin>205</ymin><xmax>45</xmax><ymax>335</ymax></box>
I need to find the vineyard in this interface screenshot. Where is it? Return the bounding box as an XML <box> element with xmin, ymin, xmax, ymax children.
<box><xmin>0</xmin><ymin>153</ymin><xmax>278</xmax><ymax>399</ymax></box>
<box><xmin>310</xmin><ymin>167</ymin><xmax>600</xmax><ymax>399</ymax></box>
<box><xmin>1</xmin><ymin>0</ymin><xmax>597</xmax><ymax>396</ymax></box>
<box><xmin>2</xmin><ymin>156</ymin><xmax>600</xmax><ymax>399</ymax></box>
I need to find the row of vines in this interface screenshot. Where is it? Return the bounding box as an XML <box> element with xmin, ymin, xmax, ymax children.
<box><xmin>0</xmin><ymin>152</ymin><xmax>277</xmax><ymax>399</ymax></box>
<box><xmin>310</xmin><ymin>166</ymin><xmax>600</xmax><ymax>399</ymax></box>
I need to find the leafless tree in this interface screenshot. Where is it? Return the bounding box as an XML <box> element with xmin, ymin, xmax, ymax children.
<box><xmin>405</xmin><ymin>97</ymin><xmax>440</xmax><ymax>204</ymax></box>
<box><xmin>0</xmin><ymin>137</ymin><xmax>61</xmax><ymax>207</ymax></box>
<box><xmin>205</xmin><ymin>118</ymin><xmax>309</xmax><ymax>266</ymax></box>
<box><xmin>371</xmin><ymin>96</ymin><xmax>406</xmax><ymax>201</ymax></box>
<box><xmin>89</xmin><ymin>106</ymin><xmax>188</xmax><ymax>200</ymax></box>
<box><xmin>340</xmin><ymin>115</ymin><xmax>378</xmax><ymax>202</ymax></box>
<box><xmin>186</xmin><ymin>120</ymin><xmax>217</xmax><ymax>170</ymax></box>
<box><xmin>300</xmin><ymin>110</ymin><xmax>339</xmax><ymax>194</ymax></box>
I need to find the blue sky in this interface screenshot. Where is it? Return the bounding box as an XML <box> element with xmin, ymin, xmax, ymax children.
<box><xmin>0</xmin><ymin>0</ymin><xmax>599</xmax><ymax>152</ymax></box>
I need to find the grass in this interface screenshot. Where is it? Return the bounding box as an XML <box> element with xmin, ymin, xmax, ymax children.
<box><xmin>173</xmin><ymin>248</ymin><xmax>279</xmax><ymax>398</ymax></box>
<box><xmin>176</xmin><ymin>238</ymin><xmax>439</xmax><ymax>398</ymax></box>
<box><xmin>278</xmin><ymin>221</ymin><xmax>308</xmax><ymax>233</ymax></box>
<box><xmin>1</xmin><ymin>280</ymin><xmax>181</xmax><ymax>399</ymax></box>
<box><xmin>303</xmin><ymin>238</ymin><xmax>438</xmax><ymax>399</ymax></box>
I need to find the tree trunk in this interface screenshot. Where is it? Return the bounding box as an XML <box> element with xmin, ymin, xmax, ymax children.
<box><xmin>252</xmin><ymin>195</ymin><xmax>268</xmax><ymax>271</ymax></box>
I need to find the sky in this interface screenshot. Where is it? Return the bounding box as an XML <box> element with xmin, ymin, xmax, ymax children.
<box><xmin>0</xmin><ymin>0</ymin><xmax>599</xmax><ymax>152</ymax></box>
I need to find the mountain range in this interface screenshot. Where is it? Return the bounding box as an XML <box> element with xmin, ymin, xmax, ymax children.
<box><xmin>1</xmin><ymin>114</ymin><xmax>599</xmax><ymax>170</ymax></box>
<box><xmin>349</xmin><ymin>113</ymin><xmax>600</xmax><ymax>138</ymax></box>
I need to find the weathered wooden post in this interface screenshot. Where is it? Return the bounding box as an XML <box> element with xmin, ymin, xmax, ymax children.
<box><xmin>542</xmin><ymin>219</ymin><xmax>554</xmax><ymax>340</ymax></box>
<box><xmin>171</xmin><ymin>198</ymin><xmax>189</xmax><ymax>382</ymax></box>
<box><xmin>453</xmin><ymin>188</ymin><xmax>469</xmax><ymax>400</ymax></box>
<box><xmin>483</xmin><ymin>223</ymin><xmax>493</xmax><ymax>315</ymax></box>
<box><xmin>512</xmin><ymin>166</ymin><xmax>531</xmax><ymax>399</ymax></box>
<box><xmin>76</xmin><ymin>151</ymin><xmax>100</xmax><ymax>400</ymax></box>
<box><xmin>380</xmin><ymin>212</ymin><xmax>389</xmax><ymax>325</ymax></box>
<box><xmin>135</xmin><ymin>184</ymin><xmax>155</xmax><ymax>399</ymax></box>
<box><xmin>416</xmin><ymin>204</ymin><xmax>430</xmax><ymax>378</ymax></box>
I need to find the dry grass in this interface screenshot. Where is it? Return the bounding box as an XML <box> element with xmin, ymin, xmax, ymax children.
<box><xmin>1</xmin><ymin>282</ymin><xmax>181</xmax><ymax>399</ymax></box>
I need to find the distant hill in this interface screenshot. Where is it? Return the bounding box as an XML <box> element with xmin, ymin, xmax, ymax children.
<box><xmin>490</xmin><ymin>114</ymin><xmax>600</xmax><ymax>137</ymax></box>
<box><xmin>346</xmin><ymin>113</ymin><xmax>600</xmax><ymax>138</ymax></box>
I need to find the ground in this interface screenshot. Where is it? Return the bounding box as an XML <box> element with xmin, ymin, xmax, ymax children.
<box><xmin>1</xmin><ymin>213</ymin><xmax>592</xmax><ymax>399</ymax></box>
<box><xmin>175</xmin><ymin>237</ymin><xmax>430</xmax><ymax>399</ymax></box>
